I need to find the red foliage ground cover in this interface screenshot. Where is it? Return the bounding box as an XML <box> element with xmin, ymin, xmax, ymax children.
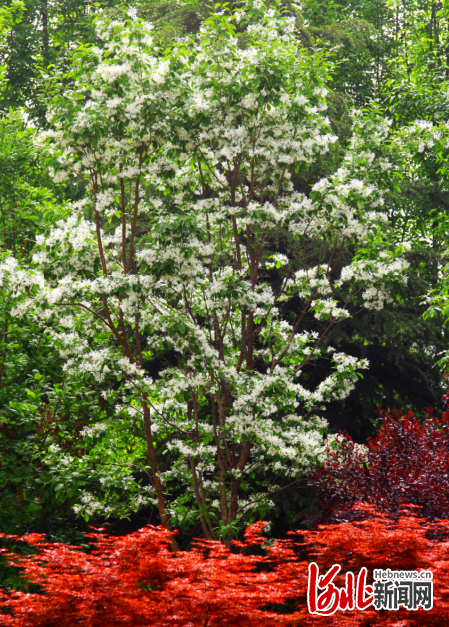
<box><xmin>2</xmin><ymin>504</ymin><xmax>449</xmax><ymax>626</ymax></box>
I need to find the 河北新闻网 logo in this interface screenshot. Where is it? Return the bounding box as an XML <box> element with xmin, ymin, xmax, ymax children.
<box><xmin>308</xmin><ymin>563</ymin><xmax>433</xmax><ymax>616</ymax></box>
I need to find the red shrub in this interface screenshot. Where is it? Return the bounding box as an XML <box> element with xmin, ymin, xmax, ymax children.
<box><xmin>311</xmin><ymin>405</ymin><xmax>449</xmax><ymax>521</ymax></box>
<box><xmin>0</xmin><ymin>522</ymin><xmax>301</xmax><ymax>627</ymax></box>
<box><xmin>285</xmin><ymin>503</ymin><xmax>449</xmax><ymax>626</ymax></box>
<box><xmin>2</xmin><ymin>506</ymin><xmax>449</xmax><ymax>626</ymax></box>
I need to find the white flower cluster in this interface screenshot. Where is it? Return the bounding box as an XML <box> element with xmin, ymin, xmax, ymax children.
<box><xmin>79</xmin><ymin>423</ymin><xmax>109</xmax><ymax>438</ymax></box>
<box><xmin>337</xmin><ymin>253</ymin><xmax>410</xmax><ymax>310</ymax></box>
<box><xmin>325</xmin><ymin>433</ymin><xmax>368</xmax><ymax>461</ymax></box>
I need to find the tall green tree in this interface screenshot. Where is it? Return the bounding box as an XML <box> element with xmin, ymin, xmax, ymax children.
<box><xmin>0</xmin><ymin>0</ymin><xmax>121</xmax><ymax>120</ymax></box>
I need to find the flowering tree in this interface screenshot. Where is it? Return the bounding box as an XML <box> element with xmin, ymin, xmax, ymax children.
<box><xmin>2</xmin><ymin>2</ymin><xmax>410</xmax><ymax>543</ymax></box>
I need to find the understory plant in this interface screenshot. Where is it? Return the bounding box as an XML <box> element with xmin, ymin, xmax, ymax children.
<box><xmin>311</xmin><ymin>383</ymin><xmax>449</xmax><ymax>521</ymax></box>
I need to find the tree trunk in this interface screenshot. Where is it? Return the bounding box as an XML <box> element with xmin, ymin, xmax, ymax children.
<box><xmin>142</xmin><ymin>399</ymin><xmax>179</xmax><ymax>551</ymax></box>
<box><xmin>41</xmin><ymin>0</ymin><xmax>49</xmax><ymax>66</ymax></box>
